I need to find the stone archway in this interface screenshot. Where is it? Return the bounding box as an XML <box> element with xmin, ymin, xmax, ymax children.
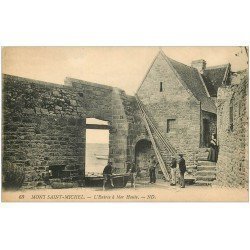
<box><xmin>135</xmin><ymin>139</ymin><xmax>154</xmax><ymax>172</ymax></box>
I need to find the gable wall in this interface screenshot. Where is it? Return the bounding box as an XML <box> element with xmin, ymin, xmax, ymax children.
<box><xmin>137</xmin><ymin>53</ymin><xmax>201</xmax><ymax>165</ymax></box>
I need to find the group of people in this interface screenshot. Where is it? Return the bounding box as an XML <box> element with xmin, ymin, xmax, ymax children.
<box><xmin>144</xmin><ymin>154</ymin><xmax>187</xmax><ymax>188</ymax></box>
<box><xmin>102</xmin><ymin>153</ymin><xmax>187</xmax><ymax>189</ymax></box>
<box><xmin>102</xmin><ymin>134</ymin><xmax>218</xmax><ymax>190</ymax></box>
<box><xmin>169</xmin><ymin>154</ymin><xmax>186</xmax><ymax>188</ymax></box>
<box><xmin>102</xmin><ymin>160</ymin><xmax>140</xmax><ymax>190</ymax></box>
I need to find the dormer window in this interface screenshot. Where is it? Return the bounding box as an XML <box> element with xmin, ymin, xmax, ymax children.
<box><xmin>160</xmin><ymin>82</ymin><xmax>163</xmax><ymax>92</ymax></box>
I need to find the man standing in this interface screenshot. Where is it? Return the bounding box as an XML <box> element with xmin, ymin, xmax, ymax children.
<box><xmin>149</xmin><ymin>155</ymin><xmax>158</xmax><ymax>184</ymax></box>
<box><xmin>170</xmin><ymin>156</ymin><xmax>177</xmax><ymax>186</ymax></box>
<box><xmin>125</xmin><ymin>160</ymin><xmax>131</xmax><ymax>173</ymax></box>
<box><xmin>178</xmin><ymin>154</ymin><xmax>186</xmax><ymax>188</ymax></box>
<box><xmin>127</xmin><ymin>161</ymin><xmax>137</xmax><ymax>188</ymax></box>
<box><xmin>103</xmin><ymin>161</ymin><xmax>114</xmax><ymax>190</ymax></box>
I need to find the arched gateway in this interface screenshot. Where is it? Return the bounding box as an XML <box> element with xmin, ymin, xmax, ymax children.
<box><xmin>135</xmin><ymin>139</ymin><xmax>154</xmax><ymax>171</ymax></box>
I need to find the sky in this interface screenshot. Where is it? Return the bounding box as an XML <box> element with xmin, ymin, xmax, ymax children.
<box><xmin>86</xmin><ymin>119</ymin><xmax>109</xmax><ymax>144</ymax></box>
<box><xmin>2</xmin><ymin>46</ymin><xmax>248</xmax><ymax>95</ymax></box>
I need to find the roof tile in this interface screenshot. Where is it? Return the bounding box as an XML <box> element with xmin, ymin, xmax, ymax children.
<box><xmin>202</xmin><ymin>65</ymin><xmax>229</xmax><ymax>97</ymax></box>
<box><xmin>164</xmin><ymin>55</ymin><xmax>217</xmax><ymax>114</ymax></box>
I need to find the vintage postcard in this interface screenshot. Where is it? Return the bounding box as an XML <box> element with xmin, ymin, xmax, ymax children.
<box><xmin>1</xmin><ymin>46</ymin><xmax>249</xmax><ymax>202</ymax></box>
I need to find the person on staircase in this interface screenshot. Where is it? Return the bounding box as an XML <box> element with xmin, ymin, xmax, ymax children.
<box><xmin>207</xmin><ymin>134</ymin><xmax>218</xmax><ymax>162</ymax></box>
<box><xmin>178</xmin><ymin>154</ymin><xmax>186</xmax><ymax>188</ymax></box>
<box><xmin>170</xmin><ymin>156</ymin><xmax>177</xmax><ymax>186</ymax></box>
<box><xmin>149</xmin><ymin>155</ymin><xmax>158</xmax><ymax>184</ymax></box>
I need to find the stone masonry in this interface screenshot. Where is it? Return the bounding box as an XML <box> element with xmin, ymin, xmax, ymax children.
<box><xmin>2</xmin><ymin>74</ymin><xmax>132</xmax><ymax>186</ymax></box>
<box><xmin>216</xmin><ymin>71</ymin><xmax>248</xmax><ymax>188</ymax></box>
<box><xmin>137</xmin><ymin>52</ymin><xmax>207</xmax><ymax>166</ymax></box>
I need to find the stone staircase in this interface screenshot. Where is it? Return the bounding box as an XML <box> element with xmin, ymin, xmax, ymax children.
<box><xmin>136</xmin><ymin>95</ymin><xmax>176</xmax><ymax>180</ymax></box>
<box><xmin>195</xmin><ymin>148</ymin><xmax>217</xmax><ymax>185</ymax></box>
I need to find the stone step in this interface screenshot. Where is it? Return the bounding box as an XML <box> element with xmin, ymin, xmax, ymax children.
<box><xmin>198</xmin><ymin>160</ymin><xmax>216</xmax><ymax>166</ymax></box>
<box><xmin>197</xmin><ymin>151</ymin><xmax>209</xmax><ymax>156</ymax></box>
<box><xmin>197</xmin><ymin>165</ymin><xmax>216</xmax><ymax>171</ymax></box>
<box><xmin>197</xmin><ymin>156</ymin><xmax>209</xmax><ymax>161</ymax></box>
<box><xmin>186</xmin><ymin>165</ymin><xmax>198</xmax><ymax>170</ymax></box>
<box><xmin>198</xmin><ymin>147</ymin><xmax>210</xmax><ymax>153</ymax></box>
<box><xmin>195</xmin><ymin>171</ymin><xmax>216</xmax><ymax>176</ymax></box>
<box><xmin>194</xmin><ymin>180</ymin><xmax>213</xmax><ymax>186</ymax></box>
<box><xmin>196</xmin><ymin>175</ymin><xmax>216</xmax><ymax>181</ymax></box>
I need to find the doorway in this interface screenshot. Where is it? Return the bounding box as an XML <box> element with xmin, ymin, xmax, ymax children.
<box><xmin>85</xmin><ymin>118</ymin><xmax>110</xmax><ymax>175</ymax></box>
<box><xmin>135</xmin><ymin>139</ymin><xmax>154</xmax><ymax>171</ymax></box>
<box><xmin>202</xmin><ymin>119</ymin><xmax>210</xmax><ymax>147</ymax></box>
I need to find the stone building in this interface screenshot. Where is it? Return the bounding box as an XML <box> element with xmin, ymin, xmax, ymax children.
<box><xmin>136</xmin><ymin>51</ymin><xmax>230</xmax><ymax>166</ymax></box>
<box><xmin>216</xmin><ymin>71</ymin><xmax>248</xmax><ymax>188</ymax></box>
<box><xmin>2</xmin><ymin>50</ymin><xmax>247</xmax><ymax>188</ymax></box>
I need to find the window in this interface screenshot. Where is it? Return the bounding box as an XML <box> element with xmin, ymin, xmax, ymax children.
<box><xmin>167</xmin><ymin>119</ymin><xmax>176</xmax><ymax>133</ymax></box>
<box><xmin>160</xmin><ymin>82</ymin><xmax>163</xmax><ymax>92</ymax></box>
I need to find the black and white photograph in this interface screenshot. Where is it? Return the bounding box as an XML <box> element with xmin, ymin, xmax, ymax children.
<box><xmin>1</xmin><ymin>1</ymin><xmax>250</xmax><ymax>250</ymax></box>
<box><xmin>1</xmin><ymin>46</ymin><xmax>248</xmax><ymax>202</ymax></box>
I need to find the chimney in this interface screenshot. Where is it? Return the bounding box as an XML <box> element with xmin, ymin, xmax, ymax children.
<box><xmin>191</xmin><ymin>59</ymin><xmax>206</xmax><ymax>74</ymax></box>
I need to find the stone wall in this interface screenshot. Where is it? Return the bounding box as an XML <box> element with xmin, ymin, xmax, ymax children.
<box><xmin>123</xmin><ymin>95</ymin><xmax>149</xmax><ymax>162</ymax></box>
<box><xmin>110</xmin><ymin>88</ymin><xmax>129</xmax><ymax>171</ymax></box>
<box><xmin>66</xmin><ymin>78</ymin><xmax>130</xmax><ymax>172</ymax></box>
<box><xmin>2</xmin><ymin>74</ymin><xmax>130</xmax><ymax>187</ymax></box>
<box><xmin>216</xmin><ymin>73</ymin><xmax>248</xmax><ymax>188</ymax></box>
<box><xmin>137</xmin><ymin>52</ymin><xmax>201</xmax><ymax>165</ymax></box>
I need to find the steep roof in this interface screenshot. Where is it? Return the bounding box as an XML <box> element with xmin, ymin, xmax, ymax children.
<box><xmin>162</xmin><ymin>53</ymin><xmax>216</xmax><ymax>114</ymax></box>
<box><xmin>202</xmin><ymin>64</ymin><xmax>229</xmax><ymax>97</ymax></box>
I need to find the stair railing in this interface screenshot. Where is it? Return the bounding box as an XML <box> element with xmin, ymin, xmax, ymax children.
<box><xmin>135</xmin><ymin>94</ymin><xmax>177</xmax><ymax>156</ymax></box>
<box><xmin>135</xmin><ymin>95</ymin><xmax>171</xmax><ymax>180</ymax></box>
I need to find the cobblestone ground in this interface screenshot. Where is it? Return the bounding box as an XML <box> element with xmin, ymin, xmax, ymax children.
<box><xmin>2</xmin><ymin>179</ymin><xmax>248</xmax><ymax>202</ymax></box>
